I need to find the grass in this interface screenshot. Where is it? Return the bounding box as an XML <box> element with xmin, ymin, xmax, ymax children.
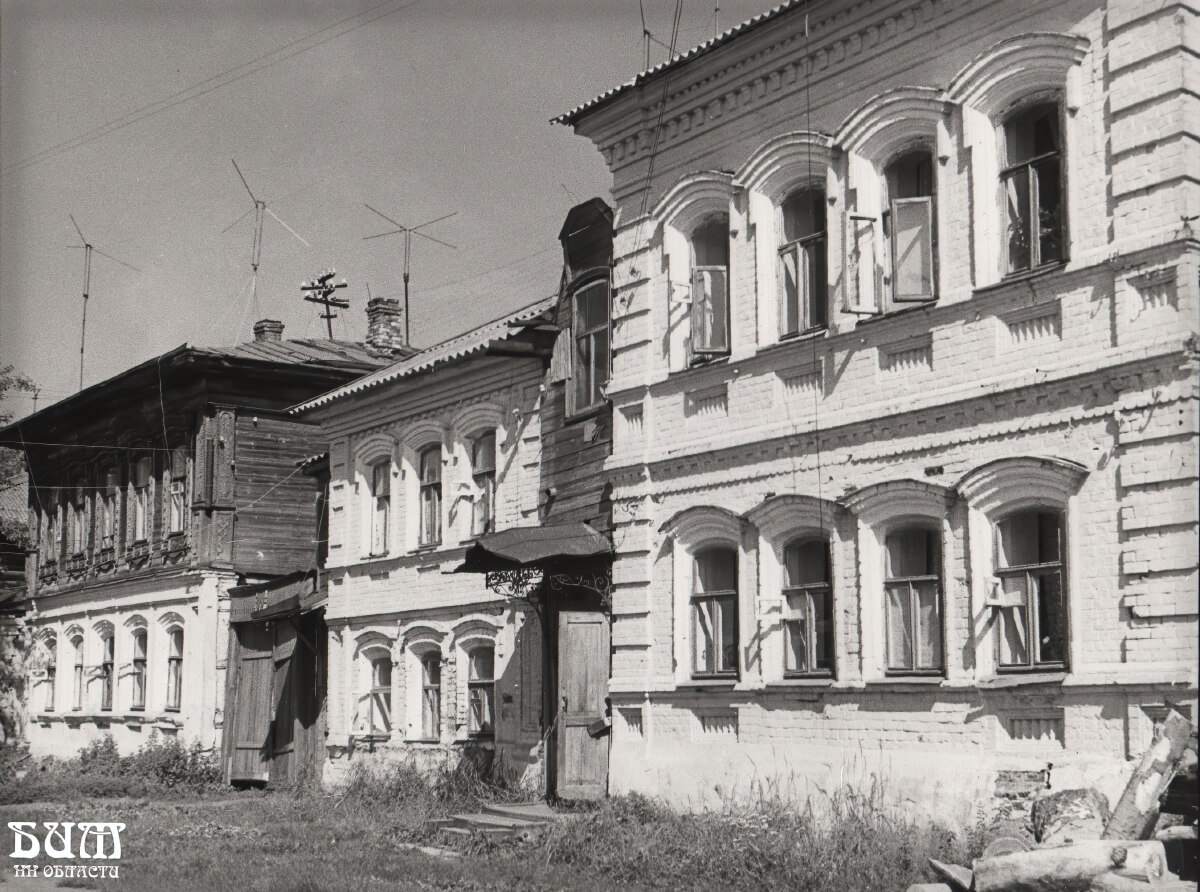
<box><xmin>0</xmin><ymin>748</ymin><xmax>983</xmax><ymax>891</ymax></box>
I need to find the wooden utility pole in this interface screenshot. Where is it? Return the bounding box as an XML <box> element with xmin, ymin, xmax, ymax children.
<box><xmin>301</xmin><ymin>268</ymin><xmax>349</xmax><ymax>338</ymax></box>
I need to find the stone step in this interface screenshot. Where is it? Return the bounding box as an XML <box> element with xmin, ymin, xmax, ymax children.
<box><xmin>450</xmin><ymin>811</ymin><xmax>543</xmax><ymax>830</ymax></box>
<box><xmin>479</xmin><ymin>801</ymin><xmax>556</xmax><ymax>824</ymax></box>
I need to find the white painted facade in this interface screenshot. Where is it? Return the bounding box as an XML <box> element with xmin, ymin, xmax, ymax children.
<box><xmin>561</xmin><ymin>0</ymin><xmax>1200</xmax><ymax>815</ymax></box>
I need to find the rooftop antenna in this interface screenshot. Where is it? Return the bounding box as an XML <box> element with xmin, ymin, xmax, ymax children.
<box><xmin>67</xmin><ymin>215</ymin><xmax>140</xmax><ymax>390</ymax></box>
<box><xmin>363</xmin><ymin>204</ymin><xmax>457</xmax><ymax>346</ymax></box>
<box><xmin>300</xmin><ymin>268</ymin><xmax>349</xmax><ymax>338</ymax></box>
<box><xmin>639</xmin><ymin>0</ymin><xmax>651</xmax><ymax>67</ymax></box>
<box><xmin>223</xmin><ymin>159</ymin><xmax>310</xmax><ymax>320</ymax></box>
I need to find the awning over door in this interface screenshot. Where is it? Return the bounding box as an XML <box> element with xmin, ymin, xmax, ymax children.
<box><xmin>455</xmin><ymin>522</ymin><xmax>612</xmax><ymax>573</ymax></box>
<box><xmin>230</xmin><ymin>570</ymin><xmax>324</xmax><ymax>623</ymax></box>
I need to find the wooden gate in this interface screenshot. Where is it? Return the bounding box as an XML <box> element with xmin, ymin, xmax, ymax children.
<box><xmin>555</xmin><ymin>611</ymin><xmax>610</xmax><ymax>800</ymax></box>
<box><xmin>228</xmin><ymin>622</ymin><xmax>273</xmax><ymax>782</ymax></box>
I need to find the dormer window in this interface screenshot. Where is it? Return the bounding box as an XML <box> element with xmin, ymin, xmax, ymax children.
<box><xmin>779</xmin><ymin>189</ymin><xmax>827</xmax><ymax>336</ymax></box>
<box><xmin>1002</xmin><ymin>102</ymin><xmax>1064</xmax><ymax>273</ymax></box>
<box><xmin>690</xmin><ymin>217</ymin><xmax>730</xmax><ymax>360</ymax></box>
<box><xmin>884</xmin><ymin>150</ymin><xmax>936</xmax><ymax>303</ymax></box>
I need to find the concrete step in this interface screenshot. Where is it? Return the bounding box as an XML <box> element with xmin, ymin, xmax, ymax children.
<box><xmin>479</xmin><ymin>801</ymin><xmax>556</xmax><ymax>824</ymax></box>
<box><xmin>450</xmin><ymin>811</ymin><xmax>542</xmax><ymax>830</ymax></box>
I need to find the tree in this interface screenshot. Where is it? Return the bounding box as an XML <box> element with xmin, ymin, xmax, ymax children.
<box><xmin>0</xmin><ymin>364</ymin><xmax>36</xmax><ymax>547</ymax></box>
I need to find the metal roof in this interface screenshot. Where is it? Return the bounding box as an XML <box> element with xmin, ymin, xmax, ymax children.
<box><xmin>291</xmin><ymin>295</ymin><xmax>558</xmax><ymax>414</ymax></box>
<box><xmin>198</xmin><ymin>337</ymin><xmax>402</xmax><ymax>369</ymax></box>
<box><xmin>553</xmin><ymin>0</ymin><xmax>805</xmax><ymax>126</ymax></box>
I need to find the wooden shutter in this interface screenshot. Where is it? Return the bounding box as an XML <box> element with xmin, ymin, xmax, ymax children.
<box><xmin>890</xmin><ymin>197</ymin><xmax>935</xmax><ymax>302</ymax></box>
<box><xmin>845</xmin><ymin>218</ymin><xmax>880</xmax><ymax>315</ymax></box>
<box><xmin>690</xmin><ymin>267</ymin><xmax>729</xmax><ymax>355</ymax></box>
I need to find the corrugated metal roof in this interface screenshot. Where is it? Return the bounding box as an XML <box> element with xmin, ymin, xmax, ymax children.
<box><xmin>292</xmin><ymin>295</ymin><xmax>558</xmax><ymax>414</ymax></box>
<box><xmin>553</xmin><ymin>0</ymin><xmax>804</xmax><ymax>126</ymax></box>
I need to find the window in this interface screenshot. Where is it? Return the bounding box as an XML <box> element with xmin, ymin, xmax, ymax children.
<box><xmin>782</xmin><ymin>539</ymin><xmax>833</xmax><ymax>677</ymax></box>
<box><xmin>691</xmin><ymin>547</ymin><xmax>738</xmax><ymax>678</ymax></box>
<box><xmin>418</xmin><ymin>445</ymin><xmax>442</xmax><ymax>547</ymax></box>
<box><xmin>470</xmin><ymin>433</ymin><xmax>496</xmax><ymax>536</ymax></box>
<box><xmin>43</xmin><ymin>639</ymin><xmax>57</xmax><ymax>712</ymax></box>
<box><xmin>69</xmin><ymin>483</ymin><xmax>88</xmax><ymax>555</ymax></box>
<box><xmin>572</xmin><ymin>280</ymin><xmax>610</xmax><ymax>411</ymax></box>
<box><xmin>994</xmin><ymin>510</ymin><xmax>1066</xmax><ymax>669</ymax></box>
<box><xmin>1002</xmin><ymin>103</ymin><xmax>1063</xmax><ymax>273</ymax></box>
<box><xmin>884</xmin><ymin>527</ymin><xmax>943</xmax><ymax>673</ymax></box>
<box><xmin>132</xmin><ymin>456</ymin><xmax>153</xmax><ymax>542</ymax></box>
<box><xmin>99</xmin><ymin>633</ymin><xmax>114</xmax><ymax>711</ymax></box>
<box><xmin>165</xmin><ymin>629</ymin><xmax>183</xmax><ymax>711</ymax></box>
<box><xmin>421</xmin><ymin>652</ymin><xmax>441</xmax><ymax>740</ymax></box>
<box><xmin>369</xmin><ymin>460</ymin><xmax>390</xmax><ymax>555</ymax></box>
<box><xmin>884</xmin><ymin>151</ymin><xmax>936</xmax><ymax>302</ymax></box>
<box><xmin>46</xmin><ymin>499</ymin><xmax>62</xmax><ymax>562</ymax></box>
<box><xmin>131</xmin><ymin>629</ymin><xmax>147</xmax><ymax>710</ymax></box>
<box><xmin>168</xmin><ymin>447</ymin><xmax>187</xmax><ymax>534</ymax></box>
<box><xmin>779</xmin><ymin>189</ymin><xmax>827</xmax><ymax>335</ymax></box>
<box><xmin>101</xmin><ymin>468</ymin><xmax>119</xmax><ymax>549</ymax></box>
<box><xmin>467</xmin><ymin>646</ymin><xmax>494</xmax><ymax>735</ymax></box>
<box><xmin>690</xmin><ymin>217</ymin><xmax>730</xmax><ymax>359</ymax></box>
<box><xmin>72</xmin><ymin>637</ymin><xmax>84</xmax><ymax>711</ymax></box>
<box><xmin>369</xmin><ymin>655</ymin><xmax>392</xmax><ymax>734</ymax></box>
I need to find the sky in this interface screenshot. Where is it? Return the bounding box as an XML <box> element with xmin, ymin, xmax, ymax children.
<box><xmin>0</xmin><ymin>0</ymin><xmax>771</xmax><ymax>421</ymax></box>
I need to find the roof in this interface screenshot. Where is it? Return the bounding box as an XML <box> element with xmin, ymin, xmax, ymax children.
<box><xmin>456</xmin><ymin>522</ymin><xmax>612</xmax><ymax>573</ymax></box>
<box><xmin>0</xmin><ymin>476</ymin><xmax>26</xmax><ymax>526</ymax></box>
<box><xmin>201</xmin><ymin>337</ymin><xmax>407</xmax><ymax>370</ymax></box>
<box><xmin>554</xmin><ymin>0</ymin><xmax>805</xmax><ymax>126</ymax></box>
<box><xmin>291</xmin><ymin>295</ymin><xmax>558</xmax><ymax>414</ymax></box>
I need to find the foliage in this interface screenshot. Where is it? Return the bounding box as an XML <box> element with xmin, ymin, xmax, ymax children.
<box><xmin>0</xmin><ymin>731</ymin><xmax>222</xmax><ymax>803</ymax></box>
<box><xmin>0</xmin><ymin>363</ymin><xmax>36</xmax><ymax>545</ymax></box>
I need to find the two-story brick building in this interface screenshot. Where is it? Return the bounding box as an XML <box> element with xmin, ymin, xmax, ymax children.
<box><xmin>0</xmin><ymin>319</ymin><xmax>394</xmax><ymax>761</ymax></box>
<box><xmin>556</xmin><ymin>0</ymin><xmax>1199</xmax><ymax>813</ymax></box>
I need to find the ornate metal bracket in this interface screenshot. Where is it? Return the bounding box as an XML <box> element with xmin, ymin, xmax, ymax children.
<box><xmin>485</xmin><ymin>567</ymin><xmax>612</xmax><ymax>611</ymax></box>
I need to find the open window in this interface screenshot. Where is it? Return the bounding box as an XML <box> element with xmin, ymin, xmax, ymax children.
<box><xmin>691</xmin><ymin>546</ymin><xmax>739</xmax><ymax>678</ymax></box>
<box><xmin>1002</xmin><ymin>102</ymin><xmax>1064</xmax><ymax>274</ymax></box>
<box><xmin>782</xmin><ymin>538</ymin><xmax>834</xmax><ymax>677</ymax></box>
<box><xmin>779</xmin><ymin>190</ymin><xmax>828</xmax><ymax>336</ymax></box>
<box><xmin>994</xmin><ymin>509</ymin><xmax>1066</xmax><ymax>670</ymax></box>
<box><xmin>883</xmin><ymin>526</ymin><xmax>943</xmax><ymax>674</ymax></box>
<box><xmin>884</xmin><ymin>151</ymin><xmax>936</xmax><ymax>303</ymax></box>
<box><xmin>690</xmin><ymin>217</ymin><xmax>731</xmax><ymax>360</ymax></box>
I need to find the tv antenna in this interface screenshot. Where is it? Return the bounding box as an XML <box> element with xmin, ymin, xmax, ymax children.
<box><xmin>67</xmin><ymin>215</ymin><xmax>140</xmax><ymax>390</ymax></box>
<box><xmin>300</xmin><ymin>268</ymin><xmax>349</xmax><ymax>338</ymax></box>
<box><xmin>363</xmin><ymin>204</ymin><xmax>457</xmax><ymax>346</ymax></box>
<box><xmin>223</xmin><ymin>159</ymin><xmax>310</xmax><ymax>319</ymax></box>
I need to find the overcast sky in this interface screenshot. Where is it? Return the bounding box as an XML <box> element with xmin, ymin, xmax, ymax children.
<box><xmin>0</xmin><ymin>0</ymin><xmax>769</xmax><ymax>419</ymax></box>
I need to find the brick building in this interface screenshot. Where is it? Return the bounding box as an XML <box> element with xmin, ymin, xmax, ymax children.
<box><xmin>556</xmin><ymin>0</ymin><xmax>1198</xmax><ymax>813</ymax></box>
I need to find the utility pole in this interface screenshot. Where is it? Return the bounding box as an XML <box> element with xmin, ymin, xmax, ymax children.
<box><xmin>301</xmin><ymin>268</ymin><xmax>349</xmax><ymax>338</ymax></box>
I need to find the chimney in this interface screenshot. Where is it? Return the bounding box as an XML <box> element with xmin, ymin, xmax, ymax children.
<box><xmin>253</xmin><ymin>319</ymin><xmax>285</xmax><ymax>342</ymax></box>
<box><xmin>365</xmin><ymin>298</ymin><xmax>404</xmax><ymax>354</ymax></box>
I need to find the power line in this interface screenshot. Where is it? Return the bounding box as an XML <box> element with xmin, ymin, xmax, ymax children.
<box><xmin>1</xmin><ymin>0</ymin><xmax>424</xmax><ymax>179</ymax></box>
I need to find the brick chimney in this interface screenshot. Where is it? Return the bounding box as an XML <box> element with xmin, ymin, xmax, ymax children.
<box><xmin>365</xmin><ymin>298</ymin><xmax>404</xmax><ymax>354</ymax></box>
<box><xmin>253</xmin><ymin>319</ymin><xmax>285</xmax><ymax>342</ymax></box>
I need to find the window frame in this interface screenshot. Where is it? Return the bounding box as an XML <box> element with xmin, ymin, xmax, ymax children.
<box><xmin>43</xmin><ymin>638</ymin><xmax>57</xmax><ymax>712</ymax></box>
<box><xmin>469</xmin><ymin>432</ymin><xmax>497</xmax><ymax>537</ymax></box>
<box><xmin>690</xmin><ymin>545</ymin><xmax>740</xmax><ymax>680</ymax></box>
<box><xmin>368</xmin><ymin>458</ymin><xmax>391</xmax><ymax>557</ymax></box>
<box><xmin>777</xmin><ymin>189</ymin><xmax>828</xmax><ymax>337</ymax></box>
<box><xmin>882</xmin><ymin>525</ymin><xmax>944</xmax><ymax>676</ymax></box>
<box><xmin>882</xmin><ymin>150</ymin><xmax>938</xmax><ymax>305</ymax></box>
<box><xmin>420</xmin><ymin>652</ymin><xmax>442</xmax><ymax>741</ymax></box>
<box><xmin>568</xmin><ymin>276</ymin><xmax>612</xmax><ymax>416</ymax></box>
<box><xmin>131</xmin><ymin>455</ymin><xmax>154</xmax><ymax>544</ymax></box>
<box><xmin>165</xmin><ymin>628</ymin><xmax>183</xmax><ymax>712</ymax></box>
<box><xmin>781</xmin><ymin>537</ymin><xmax>834</xmax><ymax>678</ymax></box>
<box><xmin>72</xmin><ymin>636</ymin><xmax>84</xmax><ymax>711</ymax></box>
<box><xmin>100</xmin><ymin>467</ymin><xmax>120</xmax><ymax>550</ymax></box>
<box><xmin>1000</xmin><ymin>100</ymin><xmax>1067</xmax><ymax>276</ymax></box>
<box><xmin>130</xmin><ymin>628</ymin><xmax>148</xmax><ymax>711</ymax></box>
<box><xmin>168</xmin><ymin>446</ymin><xmax>188</xmax><ymax>535</ymax></box>
<box><xmin>689</xmin><ymin>216</ymin><xmax>732</xmax><ymax>362</ymax></box>
<box><xmin>368</xmin><ymin>653</ymin><xmax>393</xmax><ymax>735</ymax></box>
<box><xmin>99</xmin><ymin>633</ymin><xmax>115</xmax><ymax>712</ymax></box>
<box><xmin>417</xmin><ymin>444</ymin><xmax>442</xmax><ymax>548</ymax></box>
<box><xmin>992</xmin><ymin>508</ymin><xmax>1068</xmax><ymax>672</ymax></box>
<box><xmin>466</xmin><ymin>645</ymin><xmax>495</xmax><ymax>737</ymax></box>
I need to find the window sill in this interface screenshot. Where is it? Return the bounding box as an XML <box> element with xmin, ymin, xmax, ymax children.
<box><xmin>975</xmin><ymin>260</ymin><xmax>1068</xmax><ymax>296</ymax></box>
<box><xmin>564</xmin><ymin>402</ymin><xmax>607</xmax><ymax>426</ymax></box>
<box><xmin>675</xmin><ymin>678</ymin><xmax>739</xmax><ymax>692</ymax></box>
<box><xmin>978</xmin><ymin>671</ymin><xmax>1066</xmax><ymax>690</ymax></box>
<box><xmin>778</xmin><ymin>325</ymin><xmax>828</xmax><ymax>343</ymax></box>
<box><xmin>865</xmin><ymin>676</ymin><xmax>945</xmax><ymax>690</ymax></box>
<box><xmin>852</xmin><ymin>300</ymin><xmax>938</xmax><ymax>328</ymax></box>
<box><xmin>776</xmin><ymin>675</ymin><xmax>836</xmax><ymax>686</ymax></box>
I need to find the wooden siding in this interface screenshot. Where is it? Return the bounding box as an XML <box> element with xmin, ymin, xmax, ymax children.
<box><xmin>231</xmin><ymin>412</ymin><xmax>327</xmax><ymax>576</ymax></box>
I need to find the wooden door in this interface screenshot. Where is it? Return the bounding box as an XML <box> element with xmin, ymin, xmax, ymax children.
<box><xmin>229</xmin><ymin>623</ymin><xmax>273</xmax><ymax>782</ymax></box>
<box><xmin>271</xmin><ymin>621</ymin><xmax>297</xmax><ymax>782</ymax></box>
<box><xmin>555</xmin><ymin>611</ymin><xmax>610</xmax><ymax>800</ymax></box>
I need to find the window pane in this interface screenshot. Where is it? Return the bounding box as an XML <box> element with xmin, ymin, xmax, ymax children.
<box><xmin>1036</xmin><ymin>570</ymin><xmax>1065</xmax><ymax>664</ymax></box>
<box><xmin>591</xmin><ymin>328</ymin><xmax>609</xmax><ymax>402</ymax></box>
<box><xmin>372</xmin><ymin>656</ymin><xmax>391</xmax><ymax>689</ymax></box>
<box><xmin>694</xmin><ymin>600</ymin><xmax>714</xmax><ymax>673</ymax></box>
<box><xmin>423</xmin><ymin>687</ymin><xmax>440</xmax><ymax>738</ymax></box>
<box><xmin>1006</xmin><ymin>104</ymin><xmax>1059</xmax><ymax>164</ymax></box>
<box><xmin>915</xmin><ymin>581</ymin><xmax>942</xmax><ymax>670</ymax></box>
<box><xmin>576</xmin><ymin>282</ymin><xmax>607</xmax><ymax>332</ymax></box>
<box><xmin>888</xmin><ymin>152</ymin><xmax>934</xmax><ymax>199</ymax></box>
<box><xmin>692</xmin><ymin>218</ymin><xmax>729</xmax><ymax>267</ymax></box>
<box><xmin>717</xmin><ymin>595</ymin><xmax>737</xmax><ymax>673</ymax></box>
<box><xmin>423</xmin><ymin>655</ymin><xmax>441</xmax><ymax>686</ymax></box>
<box><xmin>804</xmin><ymin>239</ymin><xmax>828</xmax><ymax>328</ymax></box>
<box><xmin>780</xmin><ymin>248</ymin><xmax>800</xmax><ymax>335</ymax></box>
<box><xmin>999</xmin><ymin>511</ymin><xmax>1061</xmax><ymax>567</ymax></box>
<box><xmin>472</xmin><ymin>434</ymin><xmax>496</xmax><ymax>473</ymax></box>
<box><xmin>574</xmin><ymin>333</ymin><xmax>592</xmax><ymax>408</ymax></box>
<box><xmin>784</xmin><ymin>615</ymin><xmax>808</xmax><ymax>673</ymax></box>
<box><xmin>691</xmin><ymin>268</ymin><xmax>729</xmax><ymax>353</ymax></box>
<box><xmin>886</xmin><ymin>528</ymin><xmax>938</xmax><ymax>578</ymax></box>
<box><xmin>781</xmin><ymin>190</ymin><xmax>825</xmax><ymax>243</ymax></box>
<box><xmin>469</xmin><ymin>647</ymin><xmax>494</xmax><ymax>682</ymax></box>
<box><xmin>1005</xmin><ymin>168</ymin><xmax>1032</xmax><ymax>272</ymax></box>
<box><xmin>1034</xmin><ymin>156</ymin><xmax>1063</xmax><ymax>264</ymax></box>
<box><xmin>695</xmin><ymin>548</ymin><xmax>737</xmax><ymax>593</ymax></box>
<box><xmin>885</xmin><ymin>584</ymin><xmax>913</xmax><ymax>670</ymax></box>
<box><xmin>419</xmin><ymin>448</ymin><xmax>440</xmax><ymax>484</ymax></box>
<box><xmin>998</xmin><ymin>598</ymin><xmax>1030</xmax><ymax>666</ymax></box>
<box><xmin>813</xmin><ymin>589</ymin><xmax>833</xmax><ymax>672</ymax></box>
<box><xmin>784</xmin><ymin>540</ymin><xmax>828</xmax><ymax>587</ymax></box>
<box><xmin>891</xmin><ymin>197</ymin><xmax>934</xmax><ymax>302</ymax></box>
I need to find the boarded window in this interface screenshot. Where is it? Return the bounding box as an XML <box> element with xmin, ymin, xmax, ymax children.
<box><xmin>690</xmin><ymin>217</ymin><xmax>730</xmax><ymax>358</ymax></box>
<box><xmin>692</xmin><ymin>547</ymin><xmax>738</xmax><ymax>678</ymax></box>
<box><xmin>994</xmin><ymin>510</ymin><xmax>1066</xmax><ymax>669</ymax></box>
<box><xmin>884</xmin><ymin>527</ymin><xmax>943</xmax><ymax>673</ymax></box>
<box><xmin>783</xmin><ymin>539</ymin><xmax>834</xmax><ymax>676</ymax></box>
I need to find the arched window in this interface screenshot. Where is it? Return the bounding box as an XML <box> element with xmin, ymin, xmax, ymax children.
<box><xmin>165</xmin><ymin>628</ymin><xmax>183</xmax><ymax>711</ymax></box>
<box><xmin>72</xmin><ymin>636</ymin><xmax>84</xmax><ymax>711</ymax></box>
<box><xmin>690</xmin><ymin>216</ymin><xmax>731</xmax><ymax>359</ymax></box>
<box><xmin>369</xmin><ymin>654</ymin><xmax>392</xmax><ymax>733</ymax></box>
<box><xmin>1002</xmin><ymin>102</ymin><xmax>1063</xmax><ymax>273</ymax></box>
<box><xmin>43</xmin><ymin>637</ymin><xmax>57</xmax><ymax>712</ymax></box>
<box><xmin>692</xmin><ymin>546</ymin><xmax>739</xmax><ymax>678</ymax></box>
<box><xmin>883</xmin><ymin>526</ymin><xmax>943</xmax><ymax>673</ymax></box>
<box><xmin>369</xmin><ymin>459</ymin><xmax>391</xmax><ymax>556</ymax></box>
<box><xmin>779</xmin><ymin>189</ymin><xmax>827</xmax><ymax>336</ymax></box>
<box><xmin>421</xmin><ymin>652</ymin><xmax>442</xmax><ymax>740</ymax></box>
<box><xmin>884</xmin><ymin>150</ymin><xmax>936</xmax><ymax>303</ymax></box>
<box><xmin>99</xmin><ymin>632</ymin><xmax>115</xmax><ymax>711</ymax></box>
<box><xmin>470</xmin><ymin>432</ymin><xmax>496</xmax><ymax>536</ymax></box>
<box><xmin>467</xmin><ymin>645</ymin><xmax>494</xmax><ymax>736</ymax></box>
<box><xmin>130</xmin><ymin>628</ymin><xmax>148</xmax><ymax>710</ymax></box>
<box><xmin>782</xmin><ymin>538</ymin><xmax>833</xmax><ymax>677</ymax></box>
<box><xmin>994</xmin><ymin>509</ymin><xmax>1066</xmax><ymax>669</ymax></box>
<box><xmin>418</xmin><ymin>445</ymin><xmax>442</xmax><ymax>547</ymax></box>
